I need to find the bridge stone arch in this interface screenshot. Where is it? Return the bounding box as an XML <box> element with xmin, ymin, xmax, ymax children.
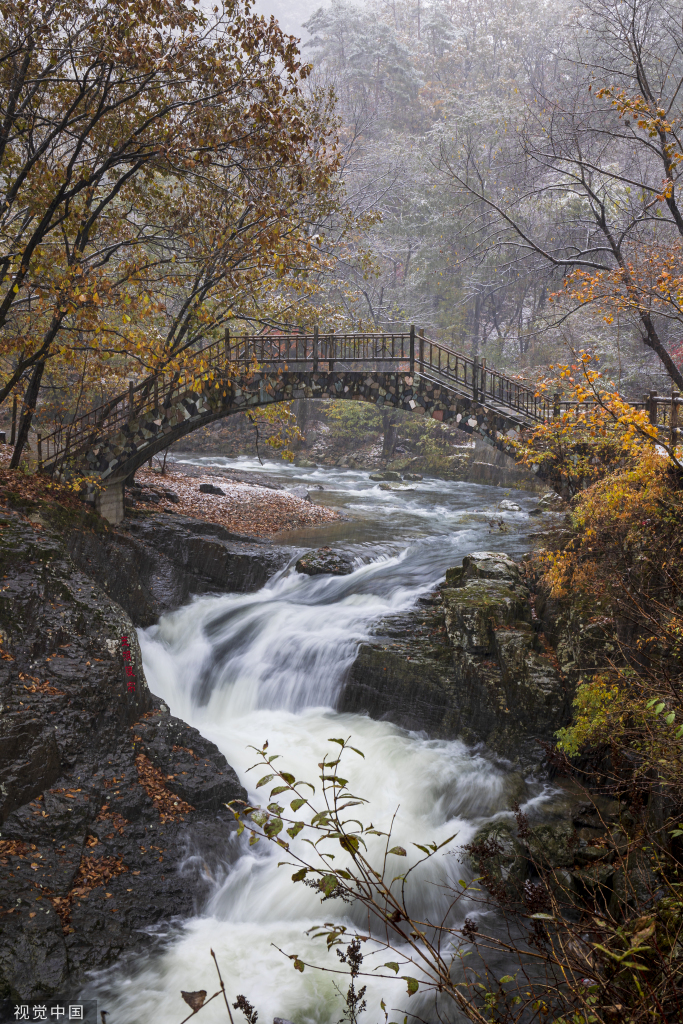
<box><xmin>54</xmin><ymin>366</ymin><xmax>550</xmax><ymax>523</ymax></box>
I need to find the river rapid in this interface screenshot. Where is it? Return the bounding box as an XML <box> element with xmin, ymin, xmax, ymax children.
<box><xmin>88</xmin><ymin>459</ymin><xmax>547</xmax><ymax>1024</ymax></box>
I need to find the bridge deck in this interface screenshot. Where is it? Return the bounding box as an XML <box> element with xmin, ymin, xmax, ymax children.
<box><xmin>35</xmin><ymin>329</ymin><xmax>680</xmax><ymax>473</ymax></box>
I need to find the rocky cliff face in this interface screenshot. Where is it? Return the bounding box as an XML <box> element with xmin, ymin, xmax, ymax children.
<box><xmin>0</xmin><ymin>506</ymin><xmax>247</xmax><ymax>1003</ymax></box>
<box><xmin>341</xmin><ymin>551</ymin><xmax>573</xmax><ymax>771</ymax></box>
<box><xmin>65</xmin><ymin>509</ymin><xmax>293</xmax><ymax>627</ymax></box>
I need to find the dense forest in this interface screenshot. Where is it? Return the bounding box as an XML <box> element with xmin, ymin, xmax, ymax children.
<box><xmin>302</xmin><ymin>0</ymin><xmax>683</xmax><ymax>395</ymax></box>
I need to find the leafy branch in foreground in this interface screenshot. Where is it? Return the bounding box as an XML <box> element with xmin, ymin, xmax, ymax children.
<box><xmin>228</xmin><ymin>738</ymin><xmax>654</xmax><ymax>1024</ymax></box>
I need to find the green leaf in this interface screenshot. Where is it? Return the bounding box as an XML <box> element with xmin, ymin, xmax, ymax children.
<box><xmin>530</xmin><ymin>913</ymin><xmax>554</xmax><ymax>920</ymax></box>
<box><xmin>249</xmin><ymin>833</ymin><xmax>259</xmax><ymax>846</ymax></box>
<box><xmin>264</xmin><ymin>817</ymin><xmax>283</xmax><ymax>838</ymax></box>
<box><xmin>384</xmin><ymin>962</ymin><xmax>399</xmax><ymax>973</ymax></box>
<box><xmin>281</xmin><ymin>772</ymin><xmax>295</xmax><ymax>785</ymax></box>
<box><xmin>267</xmin><ymin>803</ymin><xmax>284</xmax><ymax>814</ymax></box>
<box><xmin>322</xmin><ymin>775</ymin><xmax>348</xmax><ymax>787</ymax></box>
<box><xmin>328</xmin><ymin>738</ymin><xmax>346</xmax><ymax>746</ymax></box>
<box><xmin>402</xmin><ymin>977</ymin><xmax>419</xmax><ymax>996</ymax></box>
<box><xmin>319</xmin><ymin>874</ymin><xmax>338</xmax><ymax>897</ymax></box>
<box><xmin>413</xmin><ymin>844</ymin><xmax>430</xmax><ymax>855</ymax></box>
<box><xmin>339</xmin><ymin>835</ymin><xmax>359</xmax><ymax>854</ymax></box>
<box><xmin>347</xmin><ymin>746</ymin><xmax>365</xmax><ymax>758</ymax></box>
<box><xmin>499</xmin><ymin>975</ymin><xmax>515</xmax><ymax>984</ymax></box>
<box><xmin>270</xmin><ymin>785</ymin><xmax>292</xmax><ymax>796</ymax></box>
<box><xmin>388</xmin><ymin>846</ymin><xmax>407</xmax><ymax>856</ymax></box>
<box><xmin>256</xmin><ymin>774</ymin><xmax>275</xmax><ymax>788</ymax></box>
<box><xmin>287</xmin><ymin>821</ymin><xmax>304</xmax><ymax>839</ymax></box>
<box><xmin>654</xmin><ymin>702</ymin><xmax>666</xmax><ymax>715</ymax></box>
<box><xmin>665</xmin><ymin>711</ymin><xmax>676</xmax><ymax>725</ymax></box>
<box><xmin>293</xmin><ymin>958</ymin><xmax>305</xmax><ymax>972</ymax></box>
<box><xmin>291</xmin><ymin>868</ymin><xmax>307</xmax><ymax>882</ymax></box>
<box><xmin>290</xmin><ymin>798</ymin><xmax>307</xmax><ymax>811</ymax></box>
<box><xmin>236</xmin><ymin>822</ymin><xmax>245</xmax><ymax>836</ymax></box>
<box><xmin>251</xmin><ymin>810</ymin><xmax>267</xmax><ymax>826</ymax></box>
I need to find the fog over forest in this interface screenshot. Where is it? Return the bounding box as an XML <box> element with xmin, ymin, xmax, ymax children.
<box><xmin>254</xmin><ymin>0</ymin><xmax>683</xmax><ymax>398</ymax></box>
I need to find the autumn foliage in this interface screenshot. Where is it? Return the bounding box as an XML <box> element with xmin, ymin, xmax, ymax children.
<box><xmin>0</xmin><ymin>0</ymin><xmax>347</xmax><ymax>461</ymax></box>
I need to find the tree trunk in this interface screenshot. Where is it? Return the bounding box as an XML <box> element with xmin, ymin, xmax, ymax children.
<box><xmin>10</xmin><ymin>360</ymin><xmax>45</xmax><ymax>469</ymax></box>
<box><xmin>382</xmin><ymin>410</ymin><xmax>398</xmax><ymax>459</ymax></box>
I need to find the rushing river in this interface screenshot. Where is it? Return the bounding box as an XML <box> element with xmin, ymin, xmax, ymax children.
<box><xmin>88</xmin><ymin>459</ymin><xmax>547</xmax><ymax>1024</ymax></box>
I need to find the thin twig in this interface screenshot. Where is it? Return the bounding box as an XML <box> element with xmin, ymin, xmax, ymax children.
<box><xmin>211</xmin><ymin>948</ymin><xmax>236</xmax><ymax>1024</ymax></box>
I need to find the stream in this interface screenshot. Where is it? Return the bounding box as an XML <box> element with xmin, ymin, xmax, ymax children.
<box><xmin>88</xmin><ymin>459</ymin><xmax>547</xmax><ymax>1024</ymax></box>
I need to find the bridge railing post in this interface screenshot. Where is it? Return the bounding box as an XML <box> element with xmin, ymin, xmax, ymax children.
<box><xmin>671</xmin><ymin>390</ymin><xmax>681</xmax><ymax>445</ymax></box>
<box><xmin>649</xmin><ymin>389</ymin><xmax>658</xmax><ymax>426</ymax></box>
<box><xmin>553</xmin><ymin>391</ymin><xmax>560</xmax><ymax>419</ymax></box>
<box><xmin>313</xmin><ymin>325</ymin><xmax>319</xmax><ymax>373</ymax></box>
<box><xmin>472</xmin><ymin>357</ymin><xmax>479</xmax><ymax>402</ymax></box>
<box><xmin>128</xmin><ymin>381</ymin><xmax>134</xmax><ymax>416</ymax></box>
<box><xmin>10</xmin><ymin>396</ymin><xmax>17</xmax><ymax>446</ymax></box>
<box><xmin>409</xmin><ymin>326</ymin><xmax>415</xmax><ymax>373</ymax></box>
<box><xmin>418</xmin><ymin>328</ymin><xmax>424</xmax><ymax>371</ymax></box>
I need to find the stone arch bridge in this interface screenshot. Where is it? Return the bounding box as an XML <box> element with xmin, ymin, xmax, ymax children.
<box><xmin>39</xmin><ymin>329</ymin><xmax>570</xmax><ymax>522</ymax></box>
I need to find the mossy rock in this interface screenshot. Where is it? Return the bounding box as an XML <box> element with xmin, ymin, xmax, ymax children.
<box><xmin>526</xmin><ymin>821</ymin><xmax>577</xmax><ymax>869</ymax></box>
<box><xmin>468</xmin><ymin>819</ymin><xmax>527</xmax><ymax>895</ymax></box>
<box><xmin>369</xmin><ymin>471</ymin><xmax>401</xmax><ymax>481</ymax></box>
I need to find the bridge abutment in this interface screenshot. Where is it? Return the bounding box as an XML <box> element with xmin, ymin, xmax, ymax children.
<box><xmin>95</xmin><ymin>480</ymin><xmax>124</xmax><ymax>525</ymax></box>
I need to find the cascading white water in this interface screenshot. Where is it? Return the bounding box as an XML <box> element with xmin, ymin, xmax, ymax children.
<box><xmin>86</xmin><ymin>460</ymin><xmax>545</xmax><ymax>1024</ymax></box>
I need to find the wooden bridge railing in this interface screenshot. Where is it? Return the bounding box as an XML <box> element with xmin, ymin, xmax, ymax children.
<box><xmin>36</xmin><ymin>328</ymin><xmax>682</xmax><ymax>472</ymax></box>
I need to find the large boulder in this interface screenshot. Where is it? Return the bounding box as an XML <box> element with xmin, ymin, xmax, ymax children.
<box><xmin>341</xmin><ymin>551</ymin><xmax>571</xmax><ymax>770</ymax></box>
<box><xmin>467</xmin><ymin>819</ymin><xmax>527</xmax><ymax>896</ymax></box>
<box><xmin>0</xmin><ymin>505</ymin><xmax>246</xmax><ymax>1002</ymax></box>
<box><xmin>295</xmin><ymin>548</ymin><xmax>354</xmax><ymax>577</ymax></box>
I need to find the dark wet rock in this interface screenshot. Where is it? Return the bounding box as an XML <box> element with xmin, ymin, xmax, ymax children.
<box><xmin>403</xmin><ymin>472</ymin><xmax>423</xmax><ymax>481</ymax></box>
<box><xmin>128</xmin><ymin>485</ymin><xmax>161</xmax><ymax>505</ymax></box>
<box><xmin>466</xmin><ymin>783</ymin><xmax>632</xmax><ymax>903</ymax></box>
<box><xmin>133</xmin><ymin>715</ymin><xmax>244</xmax><ymax>812</ymax></box>
<box><xmin>198</xmin><ymin>483</ymin><xmax>225</xmax><ymax>496</ymax></box>
<box><xmin>0</xmin><ymin>720</ymin><xmax>61</xmax><ymax>823</ymax></box>
<box><xmin>340</xmin><ymin>551</ymin><xmax>572</xmax><ymax>771</ymax></box>
<box><xmin>295</xmin><ymin>547</ymin><xmax>354</xmax><ymax>577</ymax></box>
<box><xmin>65</xmin><ymin>511</ymin><xmax>292</xmax><ymax>627</ymax></box>
<box><xmin>0</xmin><ymin>506</ymin><xmax>246</xmax><ymax>1002</ymax></box>
<box><xmin>467</xmin><ymin>820</ymin><xmax>527</xmax><ymax>896</ymax></box>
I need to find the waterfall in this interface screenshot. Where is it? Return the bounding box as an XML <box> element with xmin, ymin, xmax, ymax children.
<box><xmin>85</xmin><ymin>460</ymin><xmax>542</xmax><ymax>1024</ymax></box>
